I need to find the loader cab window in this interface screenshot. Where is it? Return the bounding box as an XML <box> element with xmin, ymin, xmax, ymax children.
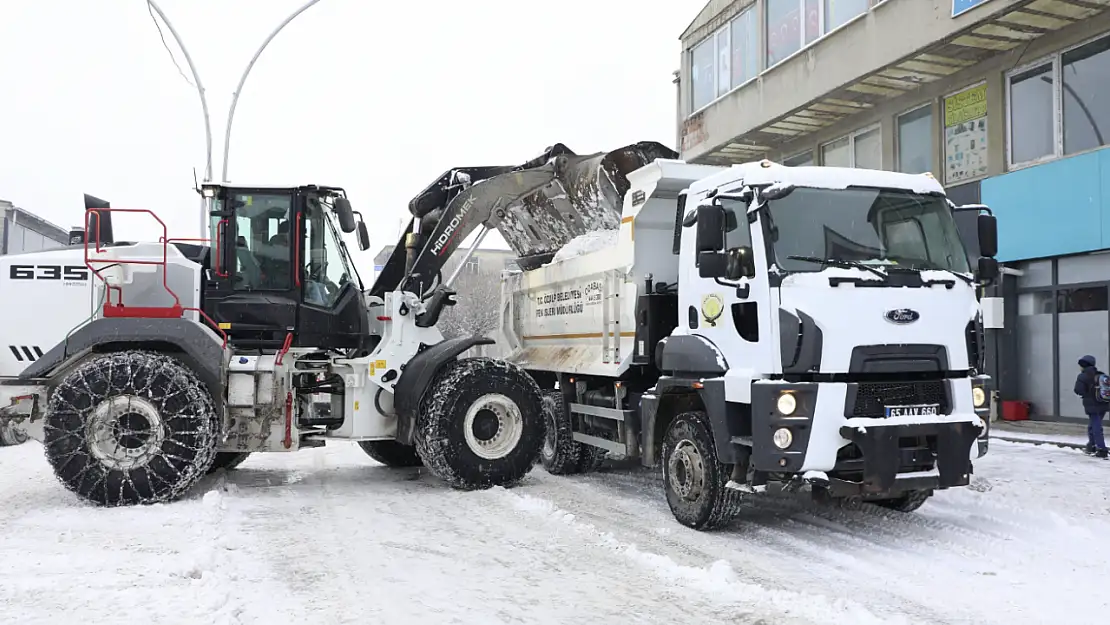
<box><xmin>225</xmin><ymin>194</ymin><xmax>294</xmax><ymax>291</ymax></box>
<box><xmin>302</xmin><ymin>197</ymin><xmax>354</xmax><ymax>308</ymax></box>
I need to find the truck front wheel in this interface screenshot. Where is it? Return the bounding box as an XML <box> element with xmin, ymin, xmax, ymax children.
<box><xmin>415</xmin><ymin>358</ymin><xmax>544</xmax><ymax>489</ymax></box>
<box><xmin>661</xmin><ymin>411</ymin><xmax>742</xmax><ymax>530</ymax></box>
<box><xmin>43</xmin><ymin>350</ymin><xmax>219</xmax><ymax>506</ymax></box>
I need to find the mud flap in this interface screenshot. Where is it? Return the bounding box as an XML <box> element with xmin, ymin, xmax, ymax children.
<box><xmin>839</xmin><ymin>421</ymin><xmax>981</xmax><ymax>495</ymax></box>
<box><xmin>392</xmin><ymin>336</ymin><xmax>494</xmax><ymax>445</ymax></box>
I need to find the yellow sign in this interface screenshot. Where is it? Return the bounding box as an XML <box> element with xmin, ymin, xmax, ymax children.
<box><xmin>370</xmin><ymin>359</ymin><xmax>387</xmax><ymax>376</ymax></box>
<box><xmin>701</xmin><ymin>293</ymin><xmax>724</xmax><ymax>327</ymax></box>
<box><xmin>218</xmin><ymin>322</ymin><xmax>231</xmax><ymax>330</ymax></box>
<box><xmin>944</xmin><ymin>84</ymin><xmax>987</xmax><ymax>127</ymax></box>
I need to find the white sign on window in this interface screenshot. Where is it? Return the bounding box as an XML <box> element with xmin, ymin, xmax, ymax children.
<box><xmin>944</xmin><ymin>84</ymin><xmax>989</xmax><ymax>184</ymax></box>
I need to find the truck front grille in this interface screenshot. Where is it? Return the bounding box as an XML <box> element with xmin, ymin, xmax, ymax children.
<box><xmin>851</xmin><ymin>381</ymin><xmax>950</xmax><ymax>418</ymax></box>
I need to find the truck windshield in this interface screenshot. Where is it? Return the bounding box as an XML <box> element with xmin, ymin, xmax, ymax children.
<box><xmin>763</xmin><ymin>186</ymin><xmax>971</xmax><ymax>274</ymax></box>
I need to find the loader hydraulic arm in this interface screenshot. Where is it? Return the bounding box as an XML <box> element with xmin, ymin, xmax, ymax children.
<box><xmin>368</xmin><ymin>141</ymin><xmax>678</xmax><ymax>303</ymax></box>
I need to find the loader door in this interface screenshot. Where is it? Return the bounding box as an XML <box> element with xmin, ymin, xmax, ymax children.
<box><xmin>204</xmin><ymin>187</ymin><xmax>369</xmax><ymax>352</ymax></box>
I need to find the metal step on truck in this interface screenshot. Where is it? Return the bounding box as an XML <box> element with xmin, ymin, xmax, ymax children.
<box><xmin>496</xmin><ymin>157</ymin><xmax>999</xmax><ymax>530</ymax></box>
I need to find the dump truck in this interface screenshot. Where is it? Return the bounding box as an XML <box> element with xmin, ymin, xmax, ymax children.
<box><xmin>496</xmin><ymin>158</ymin><xmax>998</xmax><ymax>530</ymax></box>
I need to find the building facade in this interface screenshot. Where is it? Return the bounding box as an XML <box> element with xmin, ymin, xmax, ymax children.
<box><xmin>0</xmin><ymin>200</ymin><xmax>70</xmax><ymax>256</ymax></box>
<box><xmin>677</xmin><ymin>0</ymin><xmax>1110</xmax><ymax>422</ymax></box>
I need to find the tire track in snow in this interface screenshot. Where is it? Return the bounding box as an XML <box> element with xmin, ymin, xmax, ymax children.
<box><xmin>486</xmin><ymin>485</ymin><xmax>909</xmax><ymax>625</ymax></box>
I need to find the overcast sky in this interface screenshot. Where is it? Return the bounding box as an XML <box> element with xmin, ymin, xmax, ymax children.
<box><xmin>0</xmin><ymin>0</ymin><xmax>702</xmax><ymax>265</ymax></box>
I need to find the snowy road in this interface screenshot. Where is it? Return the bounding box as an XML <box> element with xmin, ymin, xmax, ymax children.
<box><xmin>1</xmin><ymin>439</ymin><xmax>1107</xmax><ymax>625</ymax></box>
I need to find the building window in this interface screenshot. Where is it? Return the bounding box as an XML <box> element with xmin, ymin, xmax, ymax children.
<box><xmin>783</xmin><ymin>151</ymin><xmax>814</xmax><ymax>166</ymax></box>
<box><xmin>1008</xmin><ymin>34</ymin><xmax>1110</xmax><ymax>168</ymax></box>
<box><xmin>730</xmin><ymin>8</ymin><xmax>759</xmax><ymax>87</ymax></box>
<box><xmin>691</xmin><ymin>37</ymin><xmax>716</xmax><ymax>111</ymax></box>
<box><xmin>825</xmin><ymin>0</ymin><xmax>869</xmax><ymax>32</ymax></box>
<box><xmin>1017</xmin><ymin>291</ymin><xmax>1054</xmax><ymax>316</ymax></box>
<box><xmin>1058</xmin><ymin>286</ymin><xmax>1109</xmax><ymax>313</ymax></box>
<box><xmin>821</xmin><ymin>125</ymin><xmax>880</xmax><ymax>168</ymax></box>
<box><xmin>897</xmin><ymin>104</ymin><xmax>933</xmax><ymax>174</ymax></box>
<box><xmin>766</xmin><ymin>0</ymin><xmax>819</xmax><ymax>68</ymax></box>
<box><xmin>465</xmin><ymin>258</ymin><xmax>481</xmax><ymax>274</ymax></box>
<box><xmin>944</xmin><ymin>83</ymin><xmax>989</xmax><ymax>183</ymax></box>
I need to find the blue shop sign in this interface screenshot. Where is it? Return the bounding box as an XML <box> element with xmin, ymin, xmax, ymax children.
<box><xmin>953</xmin><ymin>0</ymin><xmax>992</xmax><ymax>17</ymax></box>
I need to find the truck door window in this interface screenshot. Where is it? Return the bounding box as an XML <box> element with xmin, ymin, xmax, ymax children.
<box><xmin>231</xmin><ymin>194</ymin><xmax>293</xmax><ymax>291</ymax></box>
<box><xmin>303</xmin><ymin>199</ymin><xmax>354</xmax><ymax>308</ymax></box>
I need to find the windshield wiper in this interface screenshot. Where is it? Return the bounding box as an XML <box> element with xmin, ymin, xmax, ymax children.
<box><xmin>786</xmin><ymin>255</ymin><xmax>889</xmax><ymax>279</ymax></box>
<box><xmin>884</xmin><ymin>259</ymin><xmax>974</xmax><ymax>286</ymax></box>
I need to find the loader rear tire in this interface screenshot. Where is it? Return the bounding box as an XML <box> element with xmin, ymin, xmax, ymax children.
<box><xmin>662</xmin><ymin>410</ymin><xmax>742</xmax><ymax>530</ymax></box>
<box><xmin>540</xmin><ymin>392</ymin><xmax>581</xmax><ymax>475</ymax></box>
<box><xmin>415</xmin><ymin>358</ymin><xmax>544</xmax><ymax>490</ymax></box>
<box><xmin>208</xmin><ymin>452</ymin><xmax>251</xmax><ymax>472</ymax></box>
<box><xmin>357</xmin><ymin>440</ymin><xmax>423</xmax><ymax>468</ymax></box>
<box><xmin>43</xmin><ymin>350</ymin><xmax>219</xmax><ymax>507</ymax></box>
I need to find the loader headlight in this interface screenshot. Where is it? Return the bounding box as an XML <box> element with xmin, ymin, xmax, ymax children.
<box><xmin>773</xmin><ymin>428</ymin><xmax>793</xmax><ymax>450</ymax></box>
<box><xmin>776</xmin><ymin>392</ymin><xmax>797</xmax><ymax>416</ymax></box>
<box><xmin>972</xmin><ymin>386</ymin><xmax>987</xmax><ymax>408</ymax></box>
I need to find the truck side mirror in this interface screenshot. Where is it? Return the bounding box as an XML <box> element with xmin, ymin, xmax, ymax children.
<box><xmin>977</xmin><ymin>256</ymin><xmax>999</xmax><ymax>282</ymax></box>
<box><xmin>727</xmin><ymin>246</ymin><xmax>756</xmax><ymax>280</ymax></box>
<box><xmin>977</xmin><ymin>213</ymin><xmax>997</xmax><ymax>258</ymax></box>
<box><xmin>699</xmin><ymin>252</ymin><xmax>728</xmax><ymax>278</ymax></box>
<box><xmin>696</xmin><ymin>205</ymin><xmax>726</xmax><ymax>252</ymax></box>
<box><xmin>334</xmin><ymin>197</ymin><xmax>357</xmax><ymax>234</ymax></box>
<box><xmin>356</xmin><ymin>220</ymin><xmax>370</xmax><ymax>251</ymax></box>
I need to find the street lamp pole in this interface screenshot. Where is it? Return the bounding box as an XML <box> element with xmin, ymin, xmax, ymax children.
<box><xmin>145</xmin><ymin>0</ymin><xmax>214</xmax><ymax>237</ymax></box>
<box><xmin>221</xmin><ymin>0</ymin><xmax>325</xmax><ymax>183</ymax></box>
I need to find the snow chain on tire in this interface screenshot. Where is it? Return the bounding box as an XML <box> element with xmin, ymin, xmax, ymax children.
<box><xmin>661</xmin><ymin>410</ymin><xmax>743</xmax><ymax>530</ymax></box>
<box><xmin>540</xmin><ymin>391</ymin><xmax>581</xmax><ymax>475</ymax></box>
<box><xmin>414</xmin><ymin>358</ymin><xmax>544</xmax><ymax>490</ymax></box>
<box><xmin>43</xmin><ymin>350</ymin><xmax>219</xmax><ymax>506</ymax></box>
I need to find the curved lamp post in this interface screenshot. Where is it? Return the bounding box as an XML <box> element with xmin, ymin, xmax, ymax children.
<box><xmin>221</xmin><ymin>0</ymin><xmax>325</xmax><ymax>183</ymax></box>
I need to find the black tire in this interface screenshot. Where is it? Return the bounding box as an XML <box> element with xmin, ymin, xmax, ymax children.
<box><xmin>872</xmin><ymin>489</ymin><xmax>932</xmax><ymax>513</ymax></box>
<box><xmin>357</xmin><ymin>440</ymin><xmax>424</xmax><ymax>467</ymax></box>
<box><xmin>415</xmin><ymin>357</ymin><xmax>544</xmax><ymax>489</ymax></box>
<box><xmin>575</xmin><ymin>425</ymin><xmax>609</xmax><ymax>474</ymax></box>
<box><xmin>540</xmin><ymin>392</ymin><xmax>581</xmax><ymax>475</ymax></box>
<box><xmin>661</xmin><ymin>410</ymin><xmax>742</xmax><ymax>530</ymax></box>
<box><xmin>208</xmin><ymin>452</ymin><xmax>251</xmax><ymax>473</ymax></box>
<box><xmin>43</xmin><ymin>350</ymin><xmax>219</xmax><ymax>507</ymax></box>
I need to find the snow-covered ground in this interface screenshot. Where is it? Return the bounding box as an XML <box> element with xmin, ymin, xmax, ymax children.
<box><xmin>1</xmin><ymin>439</ymin><xmax>1107</xmax><ymax>625</ymax></box>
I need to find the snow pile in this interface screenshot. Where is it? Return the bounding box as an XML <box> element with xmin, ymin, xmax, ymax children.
<box><xmin>497</xmin><ymin>489</ymin><xmax>900</xmax><ymax>625</ymax></box>
<box><xmin>551</xmin><ymin>228</ymin><xmax>619</xmax><ymax>263</ymax></box>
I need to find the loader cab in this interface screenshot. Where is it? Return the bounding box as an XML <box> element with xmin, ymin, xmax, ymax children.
<box><xmin>202</xmin><ymin>183</ymin><xmax>373</xmax><ymax>352</ymax></box>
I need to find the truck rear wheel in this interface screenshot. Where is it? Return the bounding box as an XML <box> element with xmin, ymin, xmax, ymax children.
<box><xmin>208</xmin><ymin>452</ymin><xmax>251</xmax><ymax>472</ymax></box>
<box><xmin>661</xmin><ymin>411</ymin><xmax>742</xmax><ymax>530</ymax></box>
<box><xmin>415</xmin><ymin>358</ymin><xmax>544</xmax><ymax>489</ymax></box>
<box><xmin>540</xmin><ymin>392</ymin><xmax>581</xmax><ymax>474</ymax></box>
<box><xmin>357</xmin><ymin>440</ymin><xmax>423</xmax><ymax>467</ymax></box>
<box><xmin>43</xmin><ymin>350</ymin><xmax>219</xmax><ymax>507</ymax></box>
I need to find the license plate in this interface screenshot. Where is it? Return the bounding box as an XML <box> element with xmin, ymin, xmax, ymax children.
<box><xmin>884</xmin><ymin>404</ymin><xmax>939</xmax><ymax>418</ymax></box>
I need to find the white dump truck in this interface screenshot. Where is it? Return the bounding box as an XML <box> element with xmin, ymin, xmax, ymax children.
<box><xmin>497</xmin><ymin>158</ymin><xmax>998</xmax><ymax>530</ymax></box>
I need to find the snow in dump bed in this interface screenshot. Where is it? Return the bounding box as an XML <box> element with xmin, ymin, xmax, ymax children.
<box><xmin>2</xmin><ymin>438</ymin><xmax>1109</xmax><ymax>624</ymax></box>
<box><xmin>551</xmin><ymin>228</ymin><xmax>619</xmax><ymax>263</ymax></box>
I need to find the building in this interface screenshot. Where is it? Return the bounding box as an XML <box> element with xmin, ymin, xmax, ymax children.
<box><xmin>0</xmin><ymin>199</ymin><xmax>70</xmax><ymax>255</ymax></box>
<box><xmin>676</xmin><ymin>0</ymin><xmax>1110</xmax><ymax>422</ymax></box>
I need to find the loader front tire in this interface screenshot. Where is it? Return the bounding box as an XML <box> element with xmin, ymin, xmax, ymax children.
<box><xmin>415</xmin><ymin>358</ymin><xmax>544</xmax><ymax>490</ymax></box>
<box><xmin>358</xmin><ymin>440</ymin><xmax>423</xmax><ymax>468</ymax></box>
<box><xmin>208</xmin><ymin>452</ymin><xmax>251</xmax><ymax>473</ymax></box>
<box><xmin>43</xmin><ymin>350</ymin><xmax>219</xmax><ymax>507</ymax></box>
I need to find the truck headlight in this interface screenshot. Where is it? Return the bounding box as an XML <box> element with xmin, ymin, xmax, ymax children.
<box><xmin>773</xmin><ymin>428</ymin><xmax>793</xmax><ymax>449</ymax></box>
<box><xmin>776</xmin><ymin>393</ymin><xmax>797</xmax><ymax>415</ymax></box>
<box><xmin>972</xmin><ymin>386</ymin><xmax>987</xmax><ymax>408</ymax></box>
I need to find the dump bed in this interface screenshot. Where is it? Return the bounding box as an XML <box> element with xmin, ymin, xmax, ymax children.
<box><xmin>497</xmin><ymin>159</ymin><xmax>724</xmax><ymax>377</ymax></box>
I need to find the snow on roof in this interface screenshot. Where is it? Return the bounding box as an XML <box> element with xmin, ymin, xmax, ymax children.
<box><xmin>690</xmin><ymin>161</ymin><xmax>946</xmax><ymax>198</ymax></box>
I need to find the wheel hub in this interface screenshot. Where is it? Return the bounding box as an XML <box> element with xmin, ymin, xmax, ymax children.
<box><xmin>463</xmin><ymin>393</ymin><xmax>524</xmax><ymax>460</ymax></box>
<box><xmin>87</xmin><ymin>395</ymin><xmax>166</xmax><ymax>471</ymax></box>
<box><xmin>668</xmin><ymin>440</ymin><xmax>706</xmax><ymax>501</ymax></box>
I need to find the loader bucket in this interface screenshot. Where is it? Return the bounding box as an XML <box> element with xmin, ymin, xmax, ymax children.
<box><xmin>498</xmin><ymin>141</ymin><xmax>677</xmax><ymax>270</ymax></box>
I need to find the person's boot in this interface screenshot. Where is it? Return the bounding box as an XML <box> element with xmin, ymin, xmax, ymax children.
<box><xmin>1084</xmin><ymin>443</ymin><xmax>1096</xmax><ymax>455</ymax></box>
<box><xmin>1096</xmin><ymin>448</ymin><xmax>1108</xmax><ymax>459</ymax></box>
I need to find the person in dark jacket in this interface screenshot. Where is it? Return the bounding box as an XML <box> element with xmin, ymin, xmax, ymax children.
<box><xmin>1073</xmin><ymin>355</ymin><xmax>1108</xmax><ymax>458</ymax></box>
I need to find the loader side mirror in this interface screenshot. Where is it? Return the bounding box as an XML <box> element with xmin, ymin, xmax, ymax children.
<box><xmin>695</xmin><ymin>205</ymin><xmax>726</xmax><ymax>252</ymax></box>
<box><xmin>977</xmin><ymin>213</ymin><xmax>997</xmax><ymax>258</ymax></box>
<box><xmin>334</xmin><ymin>197</ymin><xmax>357</xmax><ymax>233</ymax></box>
<box><xmin>726</xmin><ymin>246</ymin><xmax>756</xmax><ymax>280</ymax></box>
<box><xmin>356</xmin><ymin>220</ymin><xmax>370</xmax><ymax>251</ymax></box>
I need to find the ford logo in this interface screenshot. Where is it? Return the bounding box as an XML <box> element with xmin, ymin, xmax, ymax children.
<box><xmin>884</xmin><ymin>309</ymin><xmax>920</xmax><ymax>324</ymax></box>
